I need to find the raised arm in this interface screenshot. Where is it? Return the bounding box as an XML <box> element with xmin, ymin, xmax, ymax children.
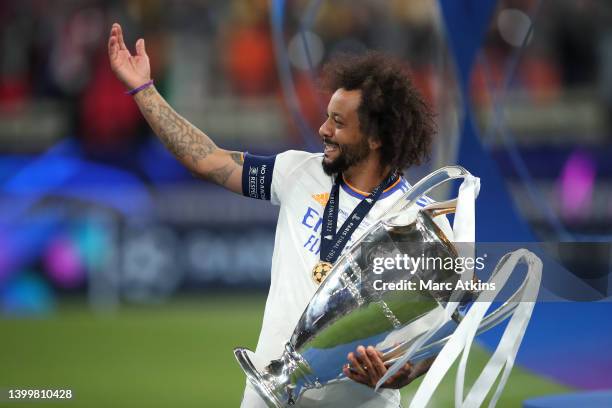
<box><xmin>108</xmin><ymin>23</ymin><xmax>243</xmax><ymax>193</ymax></box>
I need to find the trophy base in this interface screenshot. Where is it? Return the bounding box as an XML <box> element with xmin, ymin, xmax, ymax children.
<box><xmin>234</xmin><ymin>347</ymin><xmax>283</xmax><ymax>408</ymax></box>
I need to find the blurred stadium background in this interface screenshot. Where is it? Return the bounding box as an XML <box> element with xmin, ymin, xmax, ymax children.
<box><xmin>1</xmin><ymin>0</ymin><xmax>611</xmax><ymax>406</ymax></box>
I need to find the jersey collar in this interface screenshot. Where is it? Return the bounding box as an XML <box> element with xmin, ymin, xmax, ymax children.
<box><xmin>340</xmin><ymin>175</ymin><xmax>405</xmax><ymax>200</ymax></box>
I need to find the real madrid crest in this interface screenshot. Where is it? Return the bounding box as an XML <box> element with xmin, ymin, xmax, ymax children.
<box><xmin>312</xmin><ymin>261</ymin><xmax>333</xmax><ymax>285</ymax></box>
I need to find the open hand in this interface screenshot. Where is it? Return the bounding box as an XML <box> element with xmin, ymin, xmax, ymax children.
<box><xmin>108</xmin><ymin>23</ymin><xmax>151</xmax><ymax>90</ymax></box>
<box><xmin>344</xmin><ymin>345</ymin><xmax>419</xmax><ymax>389</ymax></box>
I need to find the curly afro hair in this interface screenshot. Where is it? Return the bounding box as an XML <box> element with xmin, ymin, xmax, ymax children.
<box><xmin>321</xmin><ymin>51</ymin><xmax>436</xmax><ymax>171</ymax></box>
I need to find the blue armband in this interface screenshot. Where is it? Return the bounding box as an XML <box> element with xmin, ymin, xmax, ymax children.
<box><xmin>242</xmin><ymin>153</ymin><xmax>276</xmax><ymax>200</ymax></box>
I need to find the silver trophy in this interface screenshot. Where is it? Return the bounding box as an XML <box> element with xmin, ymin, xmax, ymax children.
<box><xmin>234</xmin><ymin>167</ymin><xmax>530</xmax><ymax>407</ymax></box>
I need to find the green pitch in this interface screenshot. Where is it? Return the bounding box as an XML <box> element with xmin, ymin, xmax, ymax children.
<box><xmin>0</xmin><ymin>294</ymin><xmax>569</xmax><ymax>407</ymax></box>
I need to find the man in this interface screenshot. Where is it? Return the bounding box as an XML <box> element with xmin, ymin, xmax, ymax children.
<box><xmin>108</xmin><ymin>23</ymin><xmax>451</xmax><ymax>407</ymax></box>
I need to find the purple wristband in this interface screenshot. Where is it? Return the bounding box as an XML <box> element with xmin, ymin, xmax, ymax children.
<box><xmin>126</xmin><ymin>80</ymin><xmax>154</xmax><ymax>96</ymax></box>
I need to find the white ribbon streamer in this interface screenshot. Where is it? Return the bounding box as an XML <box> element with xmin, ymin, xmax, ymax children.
<box><xmin>459</xmin><ymin>251</ymin><xmax>541</xmax><ymax>408</ymax></box>
<box><xmin>375</xmin><ymin>172</ymin><xmax>542</xmax><ymax>408</ymax></box>
<box><xmin>410</xmin><ymin>249</ymin><xmax>541</xmax><ymax>408</ymax></box>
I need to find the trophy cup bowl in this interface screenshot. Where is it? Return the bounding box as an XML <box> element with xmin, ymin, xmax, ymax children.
<box><xmin>234</xmin><ymin>167</ymin><xmax>525</xmax><ymax>407</ymax></box>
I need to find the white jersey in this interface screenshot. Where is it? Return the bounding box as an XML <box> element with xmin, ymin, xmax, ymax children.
<box><xmin>240</xmin><ymin>150</ymin><xmax>453</xmax><ymax>408</ymax></box>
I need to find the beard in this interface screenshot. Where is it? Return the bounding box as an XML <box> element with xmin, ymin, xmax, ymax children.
<box><xmin>321</xmin><ymin>137</ymin><xmax>371</xmax><ymax>176</ymax></box>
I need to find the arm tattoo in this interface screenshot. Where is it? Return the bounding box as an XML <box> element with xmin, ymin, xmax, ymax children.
<box><xmin>139</xmin><ymin>87</ymin><xmax>216</xmax><ymax>166</ymax></box>
<box><xmin>202</xmin><ymin>164</ymin><xmax>235</xmax><ymax>186</ymax></box>
<box><xmin>229</xmin><ymin>152</ymin><xmax>244</xmax><ymax>165</ymax></box>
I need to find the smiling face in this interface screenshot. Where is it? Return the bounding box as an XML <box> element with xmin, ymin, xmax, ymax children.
<box><xmin>319</xmin><ymin>88</ymin><xmax>374</xmax><ymax>176</ymax></box>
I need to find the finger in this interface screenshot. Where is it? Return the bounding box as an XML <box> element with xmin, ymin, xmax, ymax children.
<box><xmin>346</xmin><ymin>367</ymin><xmax>371</xmax><ymax>386</ymax></box>
<box><xmin>356</xmin><ymin>346</ymin><xmax>377</xmax><ymax>384</ymax></box>
<box><xmin>366</xmin><ymin>346</ymin><xmax>386</xmax><ymax>380</ymax></box>
<box><xmin>111</xmin><ymin>24</ymin><xmax>120</xmax><ymax>46</ymax></box>
<box><xmin>108</xmin><ymin>35</ymin><xmax>116</xmax><ymax>59</ymax></box>
<box><xmin>353</xmin><ymin>347</ymin><xmax>368</xmax><ymax>371</ymax></box>
<box><xmin>109</xmin><ymin>25</ymin><xmax>117</xmax><ymax>47</ymax></box>
<box><xmin>136</xmin><ymin>38</ymin><xmax>146</xmax><ymax>57</ymax></box>
<box><xmin>115</xmin><ymin>23</ymin><xmax>128</xmax><ymax>51</ymax></box>
<box><xmin>343</xmin><ymin>364</ymin><xmax>368</xmax><ymax>385</ymax></box>
<box><xmin>347</xmin><ymin>352</ymin><xmax>368</xmax><ymax>378</ymax></box>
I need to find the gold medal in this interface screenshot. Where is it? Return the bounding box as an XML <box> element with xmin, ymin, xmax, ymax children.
<box><xmin>312</xmin><ymin>261</ymin><xmax>333</xmax><ymax>285</ymax></box>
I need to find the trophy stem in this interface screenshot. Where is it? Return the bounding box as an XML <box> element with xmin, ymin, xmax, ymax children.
<box><xmin>234</xmin><ymin>345</ymin><xmax>314</xmax><ymax>407</ymax></box>
<box><xmin>234</xmin><ymin>347</ymin><xmax>283</xmax><ymax>408</ymax></box>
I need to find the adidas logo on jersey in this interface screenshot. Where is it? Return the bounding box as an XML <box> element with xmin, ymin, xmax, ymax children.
<box><xmin>311</xmin><ymin>193</ymin><xmax>330</xmax><ymax>207</ymax></box>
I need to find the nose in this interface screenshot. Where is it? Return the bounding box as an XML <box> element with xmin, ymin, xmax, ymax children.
<box><xmin>319</xmin><ymin>117</ymin><xmax>332</xmax><ymax>140</ymax></box>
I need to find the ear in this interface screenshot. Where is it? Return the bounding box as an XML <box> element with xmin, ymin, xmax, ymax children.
<box><xmin>368</xmin><ymin>136</ymin><xmax>382</xmax><ymax>150</ymax></box>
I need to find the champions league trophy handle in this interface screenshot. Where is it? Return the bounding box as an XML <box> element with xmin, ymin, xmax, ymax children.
<box><xmin>381</xmin><ymin>165</ymin><xmax>472</xmax><ymax>222</ymax></box>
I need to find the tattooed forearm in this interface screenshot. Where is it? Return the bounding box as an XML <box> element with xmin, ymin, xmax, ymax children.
<box><xmin>136</xmin><ymin>87</ymin><xmax>217</xmax><ymax>166</ymax></box>
<box><xmin>134</xmin><ymin>87</ymin><xmax>243</xmax><ymax>192</ymax></box>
